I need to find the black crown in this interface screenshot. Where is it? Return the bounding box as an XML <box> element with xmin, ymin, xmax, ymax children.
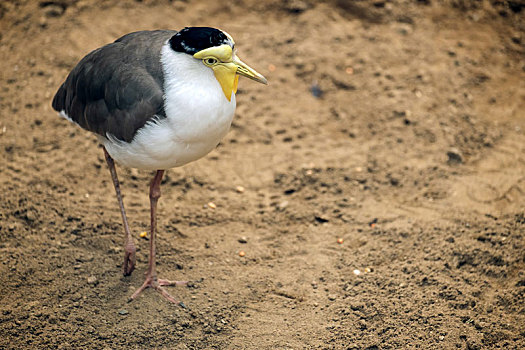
<box><xmin>170</xmin><ymin>27</ymin><xmax>232</xmax><ymax>55</ymax></box>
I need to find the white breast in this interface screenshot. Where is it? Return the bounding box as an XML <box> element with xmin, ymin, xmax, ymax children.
<box><xmin>101</xmin><ymin>42</ymin><xmax>236</xmax><ymax>170</ymax></box>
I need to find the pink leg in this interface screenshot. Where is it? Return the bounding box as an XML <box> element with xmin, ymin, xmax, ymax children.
<box><xmin>103</xmin><ymin>147</ymin><xmax>136</xmax><ymax>276</ymax></box>
<box><xmin>130</xmin><ymin>170</ymin><xmax>187</xmax><ymax>303</ymax></box>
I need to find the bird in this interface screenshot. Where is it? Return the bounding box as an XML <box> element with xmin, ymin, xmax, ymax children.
<box><xmin>52</xmin><ymin>27</ymin><xmax>267</xmax><ymax>303</ymax></box>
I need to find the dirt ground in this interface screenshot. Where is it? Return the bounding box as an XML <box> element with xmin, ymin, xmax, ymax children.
<box><xmin>1</xmin><ymin>0</ymin><xmax>524</xmax><ymax>349</ymax></box>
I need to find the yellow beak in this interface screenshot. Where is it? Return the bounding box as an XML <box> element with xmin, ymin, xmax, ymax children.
<box><xmin>194</xmin><ymin>45</ymin><xmax>267</xmax><ymax>101</ymax></box>
<box><xmin>233</xmin><ymin>56</ymin><xmax>268</xmax><ymax>85</ymax></box>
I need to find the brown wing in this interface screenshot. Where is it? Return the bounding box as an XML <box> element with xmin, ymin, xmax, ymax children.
<box><xmin>52</xmin><ymin>30</ymin><xmax>176</xmax><ymax>143</ymax></box>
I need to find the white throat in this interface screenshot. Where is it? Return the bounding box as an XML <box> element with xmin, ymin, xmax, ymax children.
<box><xmin>160</xmin><ymin>43</ymin><xmax>236</xmax><ymax>144</ymax></box>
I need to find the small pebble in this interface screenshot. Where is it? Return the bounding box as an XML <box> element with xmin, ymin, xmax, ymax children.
<box><xmin>277</xmin><ymin>201</ymin><xmax>289</xmax><ymax>210</ymax></box>
<box><xmin>118</xmin><ymin>309</ymin><xmax>128</xmax><ymax>315</ymax></box>
<box><xmin>43</xmin><ymin>4</ymin><xmax>64</xmax><ymax>18</ymax></box>
<box><xmin>25</xmin><ymin>210</ymin><xmax>37</xmax><ymax>222</ymax></box>
<box><xmin>447</xmin><ymin>148</ymin><xmax>463</xmax><ymax>165</ymax></box>
<box><xmin>337</xmin><ymin>238</ymin><xmax>344</xmax><ymax>244</ymax></box>
<box><xmin>235</xmin><ymin>186</ymin><xmax>245</xmax><ymax>193</ymax></box>
<box><xmin>87</xmin><ymin>276</ymin><xmax>97</xmax><ymax>284</ymax></box>
<box><xmin>139</xmin><ymin>231</ymin><xmax>147</xmax><ymax>238</ymax></box>
<box><xmin>238</xmin><ymin>251</ymin><xmax>246</xmax><ymax>257</ymax></box>
<box><xmin>238</xmin><ymin>236</ymin><xmax>248</xmax><ymax>244</ymax></box>
<box><xmin>310</xmin><ymin>81</ymin><xmax>323</xmax><ymax>98</ymax></box>
<box><xmin>353</xmin><ymin>269</ymin><xmax>361</xmax><ymax>276</ymax></box>
<box><xmin>328</xmin><ymin>294</ymin><xmax>337</xmax><ymax>301</ymax></box>
<box><xmin>207</xmin><ymin>202</ymin><xmax>216</xmax><ymax>209</ymax></box>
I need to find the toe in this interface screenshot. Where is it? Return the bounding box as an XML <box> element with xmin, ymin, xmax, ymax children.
<box><xmin>158</xmin><ymin>279</ymin><xmax>188</xmax><ymax>286</ymax></box>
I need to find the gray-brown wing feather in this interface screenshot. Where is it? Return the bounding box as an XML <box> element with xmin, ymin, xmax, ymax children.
<box><xmin>52</xmin><ymin>30</ymin><xmax>176</xmax><ymax>143</ymax></box>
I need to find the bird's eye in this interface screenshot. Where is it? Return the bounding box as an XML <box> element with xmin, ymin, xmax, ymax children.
<box><xmin>204</xmin><ymin>58</ymin><xmax>218</xmax><ymax>66</ymax></box>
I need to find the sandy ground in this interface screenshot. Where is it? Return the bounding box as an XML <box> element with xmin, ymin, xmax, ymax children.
<box><xmin>1</xmin><ymin>0</ymin><xmax>524</xmax><ymax>349</ymax></box>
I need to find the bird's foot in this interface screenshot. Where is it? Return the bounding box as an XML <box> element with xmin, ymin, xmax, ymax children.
<box><xmin>130</xmin><ymin>274</ymin><xmax>187</xmax><ymax>304</ymax></box>
<box><xmin>122</xmin><ymin>248</ymin><xmax>136</xmax><ymax>276</ymax></box>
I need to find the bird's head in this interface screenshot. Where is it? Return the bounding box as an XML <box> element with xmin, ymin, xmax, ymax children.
<box><xmin>169</xmin><ymin>27</ymin><xmax>267</xmax><ymax>101</ymax></box>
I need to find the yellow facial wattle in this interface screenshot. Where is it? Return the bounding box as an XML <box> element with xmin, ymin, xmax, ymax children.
<box><xmin>209</xmin><ymin>61</ymin><xmax>239</xmax><ymax>101</ymax></box>
<box><xmin>233</xmin><ymin>75</ymin><xmax>239</xmax><ymax>94</ymax></box>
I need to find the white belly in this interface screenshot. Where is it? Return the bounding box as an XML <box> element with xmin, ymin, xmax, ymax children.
<box><xmin>101</xmin><ymin>95</ymin><xmax>235</xmax><ymax>170</ymax></box>
<box><xmin>102</xmin><ymin>45</ymin><xmax>236</xmax><ymax>170</ymax></box>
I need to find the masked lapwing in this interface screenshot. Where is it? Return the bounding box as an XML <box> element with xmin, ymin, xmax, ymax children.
<box><xmin>52</xmin><ymin>27</ymin><xmax>267</xmax><ymax>303</ymax></box>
